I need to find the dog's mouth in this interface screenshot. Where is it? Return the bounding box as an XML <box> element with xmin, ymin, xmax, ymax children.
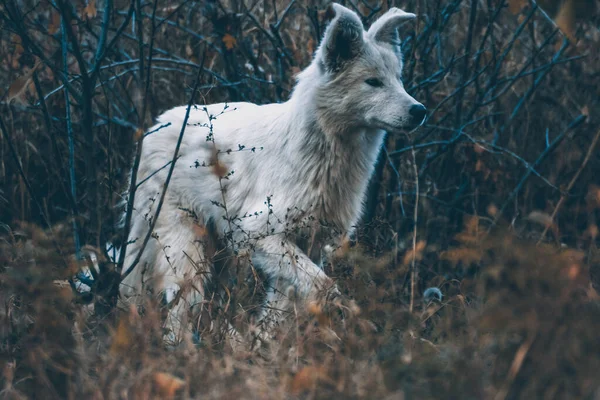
<box><xmin>374</xmin><ymin>120</ymin><xmax>422</xmax><ymax>134</ymax></box>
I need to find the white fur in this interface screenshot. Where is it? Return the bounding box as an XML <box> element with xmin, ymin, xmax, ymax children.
<box><xmin>119</xmin><ymin>4</ymin><xmax>424</xmax><ymax>345</ymax></box>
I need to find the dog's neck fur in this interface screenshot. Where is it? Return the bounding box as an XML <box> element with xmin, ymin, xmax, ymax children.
<box><xmin>280</xmin><ymin>62</ymin><xmax>386</xmax><ymax>229</ymax></box>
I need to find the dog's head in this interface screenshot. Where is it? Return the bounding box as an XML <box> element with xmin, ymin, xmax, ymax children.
<box><xmin>310</xmin><ymin>4</ymin><xmax>425</xmax><ymax>134</ymax></box>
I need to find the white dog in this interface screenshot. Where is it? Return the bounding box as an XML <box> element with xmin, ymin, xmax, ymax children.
<box><xmin>119</xmin><ymin>3</ymin><xmax>425</xmax><ymax>346</ymax></box>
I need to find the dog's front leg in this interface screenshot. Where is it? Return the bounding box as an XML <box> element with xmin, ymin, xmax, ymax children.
<box><xmin>250</xmin><ymin>235</ymin><xmax>339</xmax><ymax>347</ymax></box>
<box><xmin>254</xmin><ymin>235</ymin><xmax>338</xmax><ymax>301</ymax></box>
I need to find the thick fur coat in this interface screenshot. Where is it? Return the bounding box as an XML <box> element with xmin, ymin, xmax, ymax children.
<box><xmin>119</xmin><ymin>4</ymin><xmax>425</xmax><ymax>345</ymax></box>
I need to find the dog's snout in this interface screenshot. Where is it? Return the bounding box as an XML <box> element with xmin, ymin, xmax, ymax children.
<box><xmin>409</xmin><ymin>104</ymin><xmax>427</xmax><ymax>125</ymax></box>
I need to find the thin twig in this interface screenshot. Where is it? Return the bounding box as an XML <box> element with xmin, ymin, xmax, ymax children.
<box><xmin>31</xmin><ymin>72</ymin><xmax>78</xmax><ymax>215</ymax></box>
<box><xmin>491</xmin><ymin>114</ymin><xmax>586</xmax><ymax>230</ymax></box>
<box><xmin>91</xmin><ymin>0</ymin><xmax>135</xmax><ymax>81</ymax></box>
<box><xmin>116</xmin><ymin>0</ymin><xmax>159</xmax><ymax>273</ymax></box>
<box><xmin>61</xmin><ymin>6</ymin><xmax>80</xmax><ymax>257</ymax></box>
<box><xmin>0</xmin><ymin>113</ymin><xmax>74</xmax><ymax>289</ymax></box>
<box><xmin>122</xmin><ymin>51</ymin><xmax>206</xmax><ymax>279</ymax></box>
<box><xmin>494</xmin><ymin>329</ymin><xmax>538</xmax><ymax>400</ymax></box>
<box><xmin>538</xmin><ymin>127</ymin><xmax>600</xmax><ymax>243</ymax></box>
<box><xmin>409</xmin><ymin>146</ymin><xmax>419</xmax><ymax>314</ymax></box>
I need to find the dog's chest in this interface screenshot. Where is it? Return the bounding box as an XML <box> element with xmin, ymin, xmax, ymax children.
<box><xmin>295</xmin><ymin>133</ymin><xmax>382</xmax><ymax>230</ymax></box>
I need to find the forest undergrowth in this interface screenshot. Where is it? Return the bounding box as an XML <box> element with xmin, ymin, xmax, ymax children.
<box><xmin>1</xmin><ymin>0</ymin><xmax>600</xmax><ymax>398</ymax></box>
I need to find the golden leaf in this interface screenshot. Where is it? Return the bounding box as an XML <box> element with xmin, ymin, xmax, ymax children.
<box><xmin>402</xmin><ymin>240</ymin><xmax>426</xmax><ymax>265</ymax></box>
<box><xmin>307</xmin><ymin>301</ymin><xmax>322</xmax><ymax>316</ymax></box>
<box><xmin>337</xmin><ymin>235</ymin><xmax>351</xmax><ymax>257</ymax></box>
<box><xmin>133</xmin><ymin>127</ymin><xmax>144</xmax><ymax>142</ymax></box>
<box><xmin>153</xmin><ymin>372</ymin><xmax>185</xmax><ymax>399</ymax></box>
<box><xmin>554</xmin><ymin>0</ymin><xmax>576</xmax><ymax>41</ymax></box>
<box><xmin>110</xmin><ymin>308</ymin><xmax>136</xmax><ymax>355</ymax></box>
<box><xmin>307</xmin><ymin>301</ymin><xmax>330</xmax><ymax>325</ymax></box>
<box><xmin>222</xmin><ymin>33</ymin><xmax>237</xmax><ymax>50</ymax></box>
<box><xmin>84</xmin><ymin>0</ymin><xmax>97</xmax><ymax>19</ymax></box>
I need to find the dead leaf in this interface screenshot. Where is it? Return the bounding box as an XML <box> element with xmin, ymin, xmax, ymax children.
<box><xmin>307</xmin><ymin>301</ymin><xmax>330</xmax><ymax>325</ymax></box>
<box><xmin>7</xmin><ymin>60</ymin><xmax>41</xmax><ymax>103</ymax></box>
<box><xmin>133</xmin><ymin>127</ymin><xmax>144</xmax><ymax>142</ymax></box>
<box><xmin>581</xmin><ymin>105</ymin><xmax>589</xmax><ymax>118</ymax></box>
<box><xmin>566</xmin><ymin>264</ymin><xmax>580</xmax><ymax>279</ymax></box>
<box><xmin>508</xmin><ymin>0</ymin><xmax>527</xmax><ymax>14</ymax></box>
<box><xmin>402</xmin><ymin>240</ymin><xmax>426</xmax><ymax>265</ymax></box>
<box><xmin>3</xmin><ymin>362</ymin><xmax>15</xmax><ymax>388</ymax></box>
<box><xmin>561</xmin><ymin>248</ymin><xmax>585</xmax><ymax>263</ymax></box>
<box><xmin>462</xmin><ymin>215</ymin><xmax>481</xmax><ymax>239</ymax></box>
<box><xmin>307</xmin><ymin>38</ymin><xmax>315</xmax><ymax>56</ymax></box>
<box><xmin>307</xmin><ymin>301</ymin><xmax>322</xmax><ymax>316</ymax></box>
<box><xmin>83</xmin><ymin>0</ymin><xmax>97</xmax><ymax>19</ymax></box>
<box><xmin>527</xmin><ymin>211</ymin><xmax>559</xmax><ymax>240</ymax></box>
<box><xmin>440</xmin><ymin>247</ymin><xmax>484</xmax><ymax>266</ymax></box>
<box><xmin>555</xmin><ymin>0</ymin><xmax>576</xmax><ymax>41</ymax></box>
<box><xmin>110</xmin><ymin>305</ymin><xmax>137</xmax><ymax>354</ymax></box>
<box><xmin>475</xmin><ymin>159</ymin><xmax>484</xmax><ymax>172</ymax></box>
<box><xmin>487</xmin><ymin>203</ymin><xmax>498</xmax><ymax>217</ymax></box>
<box><xmin>11</xmin><ymin>36</ymin><xmax>25</xmax><ymax>69</ymax></box>
<box><xmin>222</xmin><ymin>33</ymin><xmax>237</xmax><ymax>50</ymax></box>
<box><xmin>289</xmin><ymin>366</ymin><xmax>326</xmax><ymax>395</ymax></box>
<box><xmin>48</xmin><ymin>11</ymin><xmax>61</xmax><ymax>35</ymax></box>
<box><xmin>586</xmin><ymin>184</ymin><xmax>600</xmax><ymax>211</ymax></box>
<box><xmin>153</xmin><ymin>372</ymin><xmax>185</xmax><ymax>399</ymax></box>
<box><xmin>210</xmin><ymin>149</ymin><xmax>228</xmax><ymax>178</ymax></box>
<box><xmin>110</xmin><ymin>319</ymin><xmax>131</xmax><ymax>354</ymax></box>
<box><xmin>53</xmin><ymin>280</ymin><xmax>75</xmax><ymax>299</ymax></box>
<box><xmin>584</xmin><ymin>224</ymin><xmax>598</xmax><ymax>241</ymax></box>
<box><xmin>527</xmin><ymin>211</ymin><xmax>554</xmax><ymax>228</ymax></box>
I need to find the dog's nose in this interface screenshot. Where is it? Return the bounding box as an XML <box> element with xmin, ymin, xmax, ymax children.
<box><xmin>409</xmin><ymin>104</ymin><xmax>427</xmax><ymax>125</ymax></box>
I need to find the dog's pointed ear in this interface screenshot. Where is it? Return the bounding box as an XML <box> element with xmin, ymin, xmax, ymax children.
<box><xmin>318</xmin><ymin>3</ymin><xmax>364</xmax><ymax>73</ymax></box>
<box><xmin>367</xmin><ymin>7</ymin><xmax>415</xmax><ymax>46</ymax></box>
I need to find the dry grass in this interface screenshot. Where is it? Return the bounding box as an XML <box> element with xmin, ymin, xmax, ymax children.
<box><xmin>1</xmin><ymin>222</ymin><xmax>600</xmax><ymax>399</ymax></box>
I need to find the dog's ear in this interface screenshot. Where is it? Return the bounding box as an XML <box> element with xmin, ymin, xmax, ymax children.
<box><xmin>367</xmin><ymin>8</ymin><xmax>415</xmax><ymax>47</ymax></box>
<box><xmin>319</xmin><ymin>3</ymin><xmax>364</xmax><ymax>73</ymax></box>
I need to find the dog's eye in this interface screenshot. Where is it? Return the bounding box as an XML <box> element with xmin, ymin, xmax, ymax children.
<box><xmin>365</xmin><ymin>78</ymin><xmax>384</xmax><ymax>87</ymax></box>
